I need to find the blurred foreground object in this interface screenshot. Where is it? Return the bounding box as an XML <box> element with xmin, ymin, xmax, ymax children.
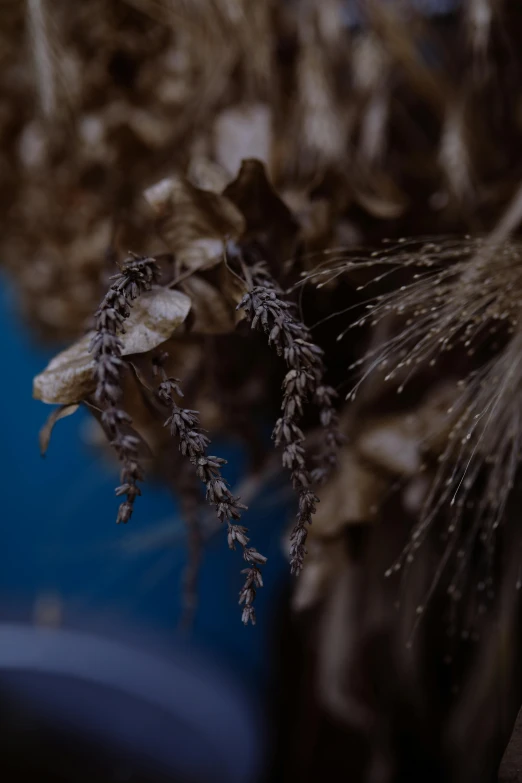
<box><xmin>0</xmin><ymin>619</ymin><xmax>263</xmax><ymax>783</ymax></box>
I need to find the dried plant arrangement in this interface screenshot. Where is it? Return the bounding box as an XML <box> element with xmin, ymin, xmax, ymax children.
<box><xmin>2</xmin><ymin>0</ymin><xmax>522</xmax><ymax>778</ymax></box>
<box><xmin>32</xmin><ymin>163</ymin><xmax>347</xmax><ymax>623</ymax></box>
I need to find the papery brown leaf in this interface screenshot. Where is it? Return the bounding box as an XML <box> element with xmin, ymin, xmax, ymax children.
<box><xmin>223</xmin><ymin>159</ymin><xmax>299</xmax><ymax>263</ymax></box>
<box><xmin>39</xmin><ymin>403</ymin><xmax>80</xmax><ymax>456</ymax></box>
<box><xmin>33</xmin><ymin>335</ymin><xmax>96</xmax><ymax>406</ymax></box>
<box><xmin>354</xmin><ymin>384</ymin><xmax>458</xmax><ymax>478</ymax></box>
<box><xmin>181</xmin><ymin>272</ymin><xmax>245</xmax><ymax>334</ymax></box>
<box><xmin>121</xmin><ymin>288</ymin><xmax>191</xmax><ymax>354</ymax></box>
<box><xmin>312</xmin><ymin>448</ymin><xmax>384</xmax><ymax>536</ymax></box>
<box><xmin>144</xmin><ymin>176</ymin><xmax>246</xmax><ymax>272</ymax></box>
<box><xmin>33</xmin><ymin>288</ymin><xmax>191</xmax><ymax>404</ymax></box>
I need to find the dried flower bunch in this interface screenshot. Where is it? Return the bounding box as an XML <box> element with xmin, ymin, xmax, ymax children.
<box><xmin>10</xmin><ymin>0</ymin><xmax>522</xmax><ymax>778</ymax></box>
<box><xmin>17</xmin><ymin>0</ymin><xmax>522</xmax><ymax>626</ymax></box>
<box><xmin>32</xmin><ymin>160</ymin><xmax>348</xmax><ymax>623</ymax></box>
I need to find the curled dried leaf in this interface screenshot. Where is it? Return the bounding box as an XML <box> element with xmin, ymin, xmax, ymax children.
<box><xmin>33</xmin><ymin>335</ymin><xmax>96</xmax><ymax>406</ymax></box>
<box><xmin>223</xmin><ymin>159</ymin><xmax>299</xmax><ymax>262</ymax></box>
<box><xmin>39</xmin><ymin>403</ymin><xmax>80</xmax><ymax>456</ymax></box>
<box><xmin>33</xmin><ymin>288</ymin><xmax>191</xmax><ymax>404</ymax></box>
<box><xmin>121</xmin><ymin>287</ymin><xmax>191</xmax><ymax>354</ymax></box>
<box><xmin>144</xmin><ymin>176</ymin><xmax>246</xmax><ymax>272</ymax></box>
<box><xmin>181</xmin><ymin>270</ymin><xmax>245</xmax><ymax>334</ymax></box>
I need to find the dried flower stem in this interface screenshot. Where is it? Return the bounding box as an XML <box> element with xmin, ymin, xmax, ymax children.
<box><xmin>238</xmin><ymin>268</ymin><xmax>343</xmax><ymax>574</ymax></box>
<box><xmin>89</xmin><ymin>254</ymin><xmax>158</xmax><ymax>524</ymax></box>
<box><xmin>153</xmin><ymin>357</ymin><xmax>266</xmax><ymax>625</ymax></box>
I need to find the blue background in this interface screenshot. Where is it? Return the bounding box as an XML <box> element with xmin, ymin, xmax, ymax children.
<box><xmin>0</xmin><ymin>276</ymin><xmax>292</xmax><ymax>686</ymax></box>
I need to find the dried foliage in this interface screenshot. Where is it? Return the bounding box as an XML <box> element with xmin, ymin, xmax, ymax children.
<box><xmin>16</xmin><ymin>0</ymin><xmax>522</xmax><ymax>638</ymax></box>
<box><xmin>2</xmin><ymin>0</ymin><xmax>521</xmax><ymax>338</ymax></box>
<box><xmin>4</xmin><ymin>0</ymin><xmax>522</xmax><ymax>777</ymax></box>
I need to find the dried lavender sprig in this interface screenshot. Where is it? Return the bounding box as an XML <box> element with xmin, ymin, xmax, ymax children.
<box><xmin>154</xmin><ymin>362</ymin><xmax>266</xmax><ymax>625</ymax></box>
<box><xmin>89</xmin><ymin>254</ymin><xmax>159</xmax><ymax>524</ymax></box>
<box><xmin>238</xmin><ymin>268</ymin><xmax>343</xmax><ymax>574</ymax></box>
<box><xmin>311</xmin><ymin>384</ymin><xmax>345</xmax><ymax>486</ymax></box>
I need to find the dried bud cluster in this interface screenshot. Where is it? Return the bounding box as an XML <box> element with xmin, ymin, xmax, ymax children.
<box><xmin>238</xmin><ymin>271</ymin><xmax>343</xmax><ymax>574</ymax></box>
<box><xmin>311</xmin><ymin>384</ymin><xmax>345</xmax><ymax>486</ymax></box>
<box><xmin>154</xmin><ymin>363</ymin><xmax>266</xmax><ymax>625</ymax></box>
<box><xmin>90</xmin><ymin>255</ymin><xmax>159</xmax><ymax>524</ymax></box>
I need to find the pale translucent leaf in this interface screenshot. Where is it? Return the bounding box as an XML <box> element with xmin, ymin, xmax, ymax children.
<box><xmin>33</xmin><ymin>335</ymin><xmax>96</xmax><ymax>405</ymax></box>
<box><xmin>33</xmin><ymin>288</ymin><xmax>191</xmax><ymax>404</ymax></box>
<box><xmin>121</xmin><ymin>287</ymin><xmax>191</xmax><ymax>354</ymax></box>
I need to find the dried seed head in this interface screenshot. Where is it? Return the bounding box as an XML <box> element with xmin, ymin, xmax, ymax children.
<box><xmin>153</xmin><ymin>357</ymin><xmax>266</xmax><ymax>624</ymax></box>
<box><xmin>239</xmin><ymin>267</ymin><xmax>342</xmax><ymax>575</ymax></box>
<box><xmin>312</xmin><ymin>236</ymin><xmax>522</xmax><ymax>605</ymax></box>
<box><xmin>90</xmin><ymin>255</ymin><xmax>158</xmax><ymax>525</ymax></box>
